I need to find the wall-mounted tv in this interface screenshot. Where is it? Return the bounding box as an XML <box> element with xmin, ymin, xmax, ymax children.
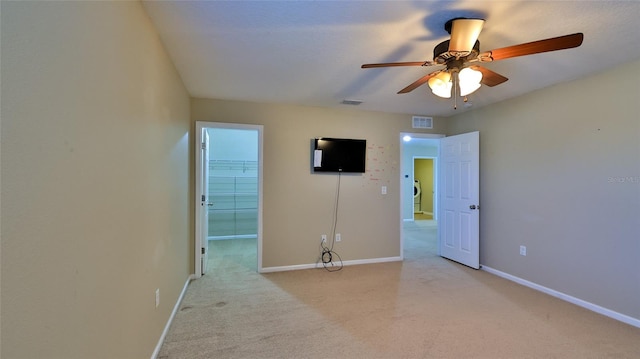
<box><xmin>313</xmin><ymin>137</ymin><xmax>366</xmax><ymax>173</ymax></box>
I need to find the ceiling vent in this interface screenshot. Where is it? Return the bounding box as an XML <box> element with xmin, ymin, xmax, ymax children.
<box><xmin>412</xmin><ymin>116</ymin><xmax>433</xmax><ymax>129</ymax></box>
<box><xmin>341</xmin><ymin>99</ymin><xmax>363</xmax><ymax>105</ymax></box>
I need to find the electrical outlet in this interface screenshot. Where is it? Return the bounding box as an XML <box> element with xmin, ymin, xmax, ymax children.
<box><xmin>335</xmin><ymin>233</ymin><xmax>341</xmax><ymax>242</ymax></box>
<box><xmin>321</xmin><ymin>234</ymin><xmax>327</xmax><ymax>243</ymax></box>
<box><xmin>381</xmin><ymin>186</ymin><xmax>387</xmax><ymax>195</ymax></box>
<box><xmin>155</xmin><ymin>288</ymin><xmax>160</xmax><ymax>308</ymax></box>
<box><xmin>520</xmin><ymin>246</ymin><xmax>527</xmax><ymax>256</ymax></box>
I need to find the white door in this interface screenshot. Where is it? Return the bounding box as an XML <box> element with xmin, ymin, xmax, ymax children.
<box><xmin>438</xmin><ymin>131</ymin><xmax>480</xmax><ymax>269</ymax></box>
<box><xmin>200</xmin><ymin>129</ymin><xmax>210</xmax><ymax>275</ymax></box>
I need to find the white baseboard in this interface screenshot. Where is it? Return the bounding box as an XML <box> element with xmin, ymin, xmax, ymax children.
<box><xmin>481</xmin><ymin>265</ymin><xmax>640</xmax><ymax>329</ymax></box>
<box><xmin>150</xmin><ymin>275</ymin><xmax>195</xmax><ymax>359</ymax></box>
<box><xmin>260</xmin><ymin>256</ymin><xmax>402</xmax><ymax>273</ymax></box>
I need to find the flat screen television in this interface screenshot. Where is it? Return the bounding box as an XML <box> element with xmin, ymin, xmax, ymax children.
<box><xmin>313</xmin><ymin>137</ymin><xmax>366</xmax><ymax>173</ymax></box>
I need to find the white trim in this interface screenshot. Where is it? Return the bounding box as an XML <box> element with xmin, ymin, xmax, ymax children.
<box><xmin>150</xmin><ymin>275</ymin><xmax>195</xmax><ymax>359</ymax></box>
<box><xmin>400</xmin><ymin>132</ymin><xmax>445</xmax><ymax>140</ymax></box>
<box><xmin>481</xmin><ymin>265</ymin><xmax>640</xmax><ymax>329</ymax></box>
<box><xmin>194</xmin><ymin>123</ymin><xmax>205</xmax><ymax>278</ymax></box>
<box><xmin>259</xmin><ymin>256</ymin><xmax>402</xmax><ymax>273</ymax></box>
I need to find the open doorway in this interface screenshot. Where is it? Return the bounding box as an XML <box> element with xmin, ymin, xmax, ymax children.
<box><xmin>195</xmin><ymin>122</ymin><xmax>263</xmax><ymax>278</ymax></box>
<box><xmin>400</xmin><ymin>131</ymin><xmax>480</xmax><ymax>268</ymax></box>
<box><xmin>400</xmin><ymin>133</ymin><xmax>442</xmax><ymax>258</ymax></box>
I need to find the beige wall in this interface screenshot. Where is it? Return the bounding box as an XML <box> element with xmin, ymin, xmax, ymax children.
<box><xmin>3</xmin><ymin>2</ymin><xmax>637</xmax><ymax>356</ymax></box>
<box><xmin>192</xmin><ymin>99</ymin><xmax>445</xmax><ymax>268</ymax></box>
<box><xmin>447</xmin><ymin>60</ymin><xmax>640</xmax><ymax>321</ymax></box>
<box><xmin>1</xmin><ymin>2</ymin><xmax>191</xmax><ymax>358</ymax></box>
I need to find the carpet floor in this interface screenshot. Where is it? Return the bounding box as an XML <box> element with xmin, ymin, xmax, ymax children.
<box><xmin>158</xmin><ymin>220</ymin><xmax>640</xmax><ymax>358</ymax></box>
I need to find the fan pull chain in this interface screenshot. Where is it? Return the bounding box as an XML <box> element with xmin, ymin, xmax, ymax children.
<box><xmin>453</xmin><ymin>73</ymin><xmax>458</xmax><ymax>110</ymax></box>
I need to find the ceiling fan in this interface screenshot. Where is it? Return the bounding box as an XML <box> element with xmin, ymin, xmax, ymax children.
<box><xmin>362</xmin><ymin>18</ymin><xmax>583</xmax><ymax>107</ymax></box>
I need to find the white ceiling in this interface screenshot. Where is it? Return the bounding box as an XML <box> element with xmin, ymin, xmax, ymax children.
<box><xmin>142</xmin><ymin>1</ymin><xmax>640</xmax><ymax>118</ymax></box>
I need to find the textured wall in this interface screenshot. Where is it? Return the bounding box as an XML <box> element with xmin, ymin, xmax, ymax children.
<box><xmin>1</xmin><ymin>2</ymin><xmax>191</xmax><ymax>357</ymax></box>
<box><xmin>192</xmin><ymin>99</ymin><xmax>445</xmax><ymax>268</ymax></box>
<box><xmin>447</xmin><ymin>60</ymin><xmax>640</xmax><ymax>321</ymax></box>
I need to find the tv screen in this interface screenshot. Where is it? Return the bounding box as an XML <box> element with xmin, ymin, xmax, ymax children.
<box><xmin>313</xmin><ymin>138</ymin><xmax>366</xmax><ymax>173</ymax></box>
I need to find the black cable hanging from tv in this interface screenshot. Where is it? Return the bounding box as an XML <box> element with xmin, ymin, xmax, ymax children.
<box><xmin>320</xmin><ymin>172</ymin><xmax>343</xmax><ymax>272</ymax></box>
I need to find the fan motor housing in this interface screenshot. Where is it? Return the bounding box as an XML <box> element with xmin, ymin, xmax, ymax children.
<box><xmin>433</xmin><ymin>40</ymin><xmax>480</xmax><ymax>64</ymax></box>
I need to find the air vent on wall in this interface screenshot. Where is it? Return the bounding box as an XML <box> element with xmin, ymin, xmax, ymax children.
<box><xmin>412</xmin><ymin>116</ymin><xmax>433</xmax><ymax>129</ymax></box>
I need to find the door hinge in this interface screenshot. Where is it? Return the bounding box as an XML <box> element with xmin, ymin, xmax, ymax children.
<box><xmin>201</xmin><ymin>247</ymin><xmax>205</xmax><ymax>254</ymax></box>
<box><xmin>201</xmin><ymin>142</ymin><xmax>206</xmax><ymax>150</ymax></box>
<box><xmin>201</xmin><ymin>195</ymin><xmax>206</xmax><ymax>202</ymax></box>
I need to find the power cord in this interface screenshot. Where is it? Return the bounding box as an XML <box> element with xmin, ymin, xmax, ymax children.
<box><xmin>319</xmin><ymin>171</ymin><xmax>343</xmax><ymax>272</ymax></box>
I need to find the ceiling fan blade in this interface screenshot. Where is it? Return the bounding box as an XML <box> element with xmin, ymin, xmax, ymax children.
<box><xmin>449</xmin><ymin>18</ymin><xmax>485</xmax><ymax>54</ymax></box>
<box><xmin>479</xmin><ymin>33</ymin><xmax>584</xmax><ymax>61</ymax></box>
<box><xmin>470</xmin><ymin>65</ymin><xmax>508</xmax><ymax>87</ymax></box>
<box><xmin>362</xmin><ymin>61</ymin><xmax>435</xmax><ymax>68</ymax></box>
<box><xmin>397</xmin><ymin>71</ymin><xmax>440</xmax><ymax>94</ymax></box>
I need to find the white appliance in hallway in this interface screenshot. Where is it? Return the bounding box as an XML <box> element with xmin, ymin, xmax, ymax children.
<box><xmin>414</xmin><ymin>179</ymin><xmax>421</xmax><ymax>213</ymax></box>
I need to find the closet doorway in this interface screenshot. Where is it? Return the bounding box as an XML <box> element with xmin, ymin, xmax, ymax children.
<box><xmin>195</xmin><ymin>122</ymin><xmax>263</xmax><ymax>277</ymax></box>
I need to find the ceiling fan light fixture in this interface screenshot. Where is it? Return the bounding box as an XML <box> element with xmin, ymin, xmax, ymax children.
<box><xmin>428</xmin><ymin>71</ymin><xmax>452</xmax><ymax>98</ymax></box>
<box><xmin>361</xmin><ymin>19</ymin><xmax>583</xmax><ymax>111</ymax></box>
<box><xmin>458</xmin><ymin>67</ymin><xmax>483</xmax><ymax>96</ymax></box>
<box><xmin>449</xmin><ymin>18</ymin><xmax>485</xmax><ymax>55</ymax></box>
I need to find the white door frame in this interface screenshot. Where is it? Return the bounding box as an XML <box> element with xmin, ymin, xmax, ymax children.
<box><xmin>399</xmin><ymin>132</ymin><xmax>444</xmax><ymax>259</ymax></box>
<box><xmin>200</xmin><ymin>129</ymin><xmax>210</xmax><ymax>275</ymax></box>
<box><xmin>195</xmin><ymin>121</ymin><xmax>264</xmax><ymax>278</ymax></box>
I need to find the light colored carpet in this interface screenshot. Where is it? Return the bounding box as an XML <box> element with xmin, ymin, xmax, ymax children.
<box><xmin>158</xmin><ymin>222</ymin><xmax>640</xmax><ymax>358</ymax></box>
